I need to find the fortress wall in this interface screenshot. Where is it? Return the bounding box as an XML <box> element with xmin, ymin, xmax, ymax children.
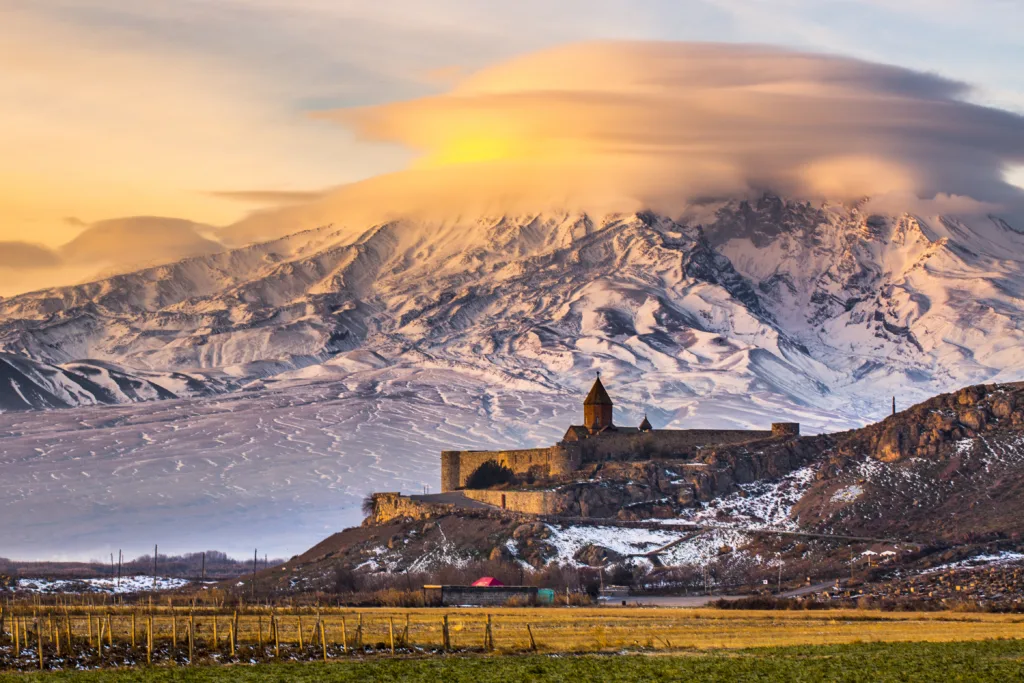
<box><xmin>441</xmin><ymin>446</ymin><xmax>581</xmax><ymax>492</ymax></box>
<box><xmin>772</xmin><ymin>422</ymin><xmax>801</xmax><ymax>437</ymax></box>
<box><xmin>439</xmin><ymin>425</ymin><xmax>799</xmax><ymax>492</ymax></box>
<box><xmin>462</xmin><ymin>489</ymin><xmax>564</xmax><ymax>515</ymax></box>
<box><xmin>371</xmin><ymin>492</ymin><xmax>453</xmax><ymax>524</ymax></box>
<box><xmin>578</xmin><ymin>429</ymin><xmax>774</xmax><ymax>462</ymax></box>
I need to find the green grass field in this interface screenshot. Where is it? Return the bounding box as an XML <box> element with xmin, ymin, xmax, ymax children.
<box><xmin>1</xmin><ymin>640</ymin><xmax>1022</xmax><ymax>682</ymax></box>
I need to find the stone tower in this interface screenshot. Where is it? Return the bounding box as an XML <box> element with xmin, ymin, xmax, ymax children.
<box><xmin>584</xmin><ymin>375</ymin><xmax>614</xmax><ymax>432</ymax></box>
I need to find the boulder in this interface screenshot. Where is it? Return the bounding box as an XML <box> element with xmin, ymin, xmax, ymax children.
<box><xmin>574</xmin><ymin>544</ymin><xmax>624</xmax><ymax>566</ymax></box>
<box><xmin>512</xmin><ymin>522</ymin><xmax>546</xmax><ymax>540</ymax></box>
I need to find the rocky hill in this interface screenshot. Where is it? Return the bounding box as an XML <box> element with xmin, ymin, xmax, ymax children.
<box><xmin>257</xmin><ymin>381</ymin><xmax>1024</xmax><ymax>594</ymax></box>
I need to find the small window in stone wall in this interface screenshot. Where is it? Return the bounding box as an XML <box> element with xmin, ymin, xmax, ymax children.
<box><xmin>465</xmin><ymin>460</ymin><xmax>516</xmax><ymax>488</ymax></box>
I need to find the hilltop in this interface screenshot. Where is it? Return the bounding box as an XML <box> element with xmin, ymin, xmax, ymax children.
<box><xmin>251</xmin><ymin>381</ymin><xmax>1024</xmax><ymax>600</ymax></box>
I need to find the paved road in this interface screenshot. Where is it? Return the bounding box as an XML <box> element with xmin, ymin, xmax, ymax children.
<box><xmin>597</xmin><ymin>595</ymin><xmax>753</xmax><ymax>607</ymax></box>
<box><xmin>782</xmin><ymin>580</ymin><xmax>844</xmax><ymax>598</ymax></box>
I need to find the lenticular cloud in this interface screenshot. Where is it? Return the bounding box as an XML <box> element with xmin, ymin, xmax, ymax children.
<box><xmin>317</xmin><ymin>41</ymin><xmax>1024</xmax><ymax>215</ymax></box>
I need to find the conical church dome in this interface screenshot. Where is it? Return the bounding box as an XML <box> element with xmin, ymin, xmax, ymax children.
<box><xmin>583</xmin><ymin>374</ymin><xmax>614</xmax><ymax>431</ymax></box>
<box><xmin>584</xmin><ymin>377</ymin><xmax>612</xmax><ymax>406</ymax></box>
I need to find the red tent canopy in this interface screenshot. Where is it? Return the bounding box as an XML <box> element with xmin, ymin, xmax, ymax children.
<box><xmin>471</xmin><ymin>576</ymin><xmax>505</xmax><ymax>587</ymax></box>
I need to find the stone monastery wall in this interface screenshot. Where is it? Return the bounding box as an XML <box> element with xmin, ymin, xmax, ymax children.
<box><xmin>461</xmin><ymin>489</ymin><xmax>563</xmax><ymax>515</ymax></box>
<box><xmin>576</xmin><ymin>428</ymin><xmax>775</xmax><ymax>462</ymax></box>
<box><xmin>441</xmin><ymin>424</ymin><xmax>798</xmax><ymax>492</ymax></box>
<box><xmin>441</xmin><ymin>446</ymin><xmax>581</xmax><ymax>492</ymax></box>
<box><xmin>370</xmin><ymin>492</ymin><xmax>453</xmax><ymax>524</ymax></box>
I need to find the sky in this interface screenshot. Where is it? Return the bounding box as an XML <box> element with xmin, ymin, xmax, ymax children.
<box><xmin>1</xmin><ymin>0</ymin><xmax>1023</xmax><ymax>293</ymax></box>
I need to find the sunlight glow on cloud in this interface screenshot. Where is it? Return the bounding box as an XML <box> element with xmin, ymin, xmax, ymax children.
<box><xmin>238</xmin><ymin>41</ymin><xmax>1024</xmax><ymax>244</ymax></box>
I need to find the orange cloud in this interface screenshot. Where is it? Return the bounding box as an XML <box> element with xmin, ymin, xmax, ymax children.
<box><xmin>285</xmin><ymin>41</ymin><xmax>1024</xmax><ymax>239</ymax></box>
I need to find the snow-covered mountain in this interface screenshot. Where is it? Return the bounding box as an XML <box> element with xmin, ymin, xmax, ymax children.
<box><xmin>0</xmin><ymin>352</ymin><xmax>228</xmax><ymax>411</ymax></box>
<box><xmin>4</xmin><ymin>194</ymin><xmax>1024</xmax><ymax>559</ymax></box>
<box><xmin>0</xmin><ymin>195</ymin><xmax>1022</xmax><ymax>422</ymax></box>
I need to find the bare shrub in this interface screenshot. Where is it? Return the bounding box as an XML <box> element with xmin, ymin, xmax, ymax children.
<box><xmin>362</xmin><ymin>494</ymin><xmax>377</xmax><ymax>518</ymax></box>
<box><xmin>465</xmin><ymin>460</ymin><xmax>515</xmax><ymax>488</ymax></box>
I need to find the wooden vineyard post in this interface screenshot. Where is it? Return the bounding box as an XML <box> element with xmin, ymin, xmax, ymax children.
<box><xmin>14</xmin><ymin>613</ymin><xmax>19</xmax><ymax>654</ymax></box>
<box><xmin>320</xmin><ymin>621</ymin><xmax>327</xmax><ymax>663</ymax></box>
<box><xmin>132</xmin><ymin>612</ymin><xmax>137</xmax><ymax>648</ymax></box>
<box><xmin>258</xmin><ymin>615</ymin><xmax>263</xmax><ymax>648</ymax></box>
<box><xmin>356</xmin><ymin>613</ymin><xmax>363</xmax><ymax>649</ymax></box>
<box><xmin>341</xmin><ymin>617</ymin><xmax>348</xmax><ymax>653</ymax></box>
<box><xmin>403</xmin><ymin>614</ymin><xmax>410</xmax><ymax>648</ymax></box>
<box><xmin>87</xmin><ymin>613</ymin><xmax>92</xmax><ymax>644</ymax></box>
<box><xmin>65</xmin><ymin>615</ymin><xmax>72</xmax><ymax>653</ymax></box>
<box><xmin>55</xmin><ymin>625</ymin><xmax>61</xmax><ymax>657</ymax></box>
<box><xmin>229</xmin><ymin>622</ymin><xmax>236</xmax><ymax>658</ymax></box>
<box><xmin>97</xmin><ymin>618</ymin><xmax>105</xmax><ymax>652</ymax></box>
<box><xmin>442</xmin><ymin>615</ymin><xmax>450</xmax><ymax>652</ymax></box>
<box><xmin>37</xmin><ymin>616</ymin><xmax>44</xmax><ymax>671</ymax></box>
<box><xmin>485</xmin><ymin>614</ymin><xmax>493</xmax><ymax>652</ymax></box>
<box><xmin>298</xmin><ymin>615</ymin><xmax>304</xmax><ymax>649</ymax></box>
<box><xmin>527</xmin><ymin>624</ymin><xmax>537</xmax><ymax>652</ymax></box>
<box><xmin>106</xmin><ymin>614</ymin><xmax>113</xmax><ymax>646</ymax></box>
<box><xmin>146</xmin><ymin>616</ymin><xmax>152</xmax><ymax>665</ymax></box>
<box><xmin>388</xmin><ymin>617</ymin><xmax>395</xmax><ymax>655</ymax></box>
<box><xmin>172</xmin><ymin>613</ymin><xmax>178</xmax><ymax>649</ymax></box>
<box><xmin>273</xmin><ymin>615</ymin><xmax>280</xmax><ymax>659</ymax></box>
<box><xmin>188</xmin><ymin>623</ymin><xmax>194</xmax><ymax>664</ymax></box>
<box><xmin>212</xmin><ymin>616</ymin><xmax>218</xmax><ymax>648</ymax></box>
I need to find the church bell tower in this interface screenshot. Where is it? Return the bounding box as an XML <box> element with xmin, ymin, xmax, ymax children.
<box><xmin>584</xmin><ymin>374</ymin><xmax>614</xmax><ymax>432</ymax></box>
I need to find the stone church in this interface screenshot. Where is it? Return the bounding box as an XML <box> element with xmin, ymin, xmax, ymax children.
<box><xmin>440</xmin><ymin>375</ymin><xmax>799</xmax><ymax>492</ymax></box>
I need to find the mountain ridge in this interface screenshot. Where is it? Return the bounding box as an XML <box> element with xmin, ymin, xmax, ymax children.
<box><xmin>0</xmin><ymin>196</ymin><xmax>1021</xmax><ymax>423</ymax></box>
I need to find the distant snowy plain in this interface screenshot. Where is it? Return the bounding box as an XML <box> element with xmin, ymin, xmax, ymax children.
<box><xmin>0</xmin><ymin>367</ymin><xmax>850</xmax><ymax>561</ymax></box>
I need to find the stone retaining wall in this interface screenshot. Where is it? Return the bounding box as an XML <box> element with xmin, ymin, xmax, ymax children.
<box><xmin>461</xmin><ymin>489</ymin><xmax>564</xmax><ymax>515</ymax></box>
<box><xmin>441</xmin><ymin>446</ymin><xmax>580</xmax><ymax>492</ymax></box>
<box><xmin>371</xmin><ymin>492</ymin><xmax>452</xmax><ymax>524</ymax></box>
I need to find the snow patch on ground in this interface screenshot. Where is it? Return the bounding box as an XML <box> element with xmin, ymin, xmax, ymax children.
<box><xmin>831</xmin><ymin>484</ymin><xmax>864</xmax><ymax>504</ymax></box>
<box><xmin>15</xmin><ymin>575</ymin><xmax>191</xmax><ymax>594</ymax></box>
<box><xmin>922</xmin><ymin>551</ymin><xmax>1024</xmax><ymax>574</ymax></box>
<box><xmin>667</xmin><ymin>465</ymin><xmax>818</xmax><ymax>531</ymax></box>
<box><xmin>544</xmin><ymin>525</ymin><xmax>682</xmax><ymax>564</ymax></box>
<box><xmin>543</xmin><ymin>524</ymin><xmax>757</xmax><ymax>569</ymax></box>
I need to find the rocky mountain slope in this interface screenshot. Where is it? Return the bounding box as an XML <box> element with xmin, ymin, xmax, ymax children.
<box><xmin>0</xmin><ymin>352</ymin><xmax>228</xmax><ymax>411</ymax></box>
<box><xmin>264</xmin><ymin>381</ymin><xmax>1024</xmax><ymax>593</ymax></box>
<box><xmin>0</xmin><ymin>196</ymin><xmax>1022</xmax><ymax>424</ymax></box>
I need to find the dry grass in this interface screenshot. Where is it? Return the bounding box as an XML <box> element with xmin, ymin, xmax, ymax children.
<box><xmin>3</xmin><ymin>605</ymin><xmax>1024</xmax><ymax>673</ymax></box>
<box><xmin>7</xmin><ymin>606</ymin><xmax>1024</xmax><ymax>656</ymax></box>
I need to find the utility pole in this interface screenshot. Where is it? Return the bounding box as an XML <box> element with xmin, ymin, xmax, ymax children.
<box><xmin>892</xmin><ymin>396</ymin><xmax>896</xmax><ymax>416</ymax></box>
<box><xmin>153</xmin><ymin>544</ymin><xmax>158</xmax><ymax>590</ymax></box>
<box><xmin>252</xmin><ymin>548</ymin><xmax>258</xmax><ymax>599</ymax></box>
<box><xmin>201</xmin><ymin>552</ymin><xmax>206</xmax><ymax>583</ymax></box>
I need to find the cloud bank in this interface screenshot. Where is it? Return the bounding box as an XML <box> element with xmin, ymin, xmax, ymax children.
<box><xmin>219</xmin><ymin>41</ymin><xmax>1024</xmax><ymax>244</ymax></box>
<box><xmin>6</xmin><ymin>41</ymin><xmax>1024</xmax><ymax>289</ymax></box>
<box><xmin>0</xmin><ymin>218</ymin><xmax>223</xmax><ymax>297</ymax></box>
